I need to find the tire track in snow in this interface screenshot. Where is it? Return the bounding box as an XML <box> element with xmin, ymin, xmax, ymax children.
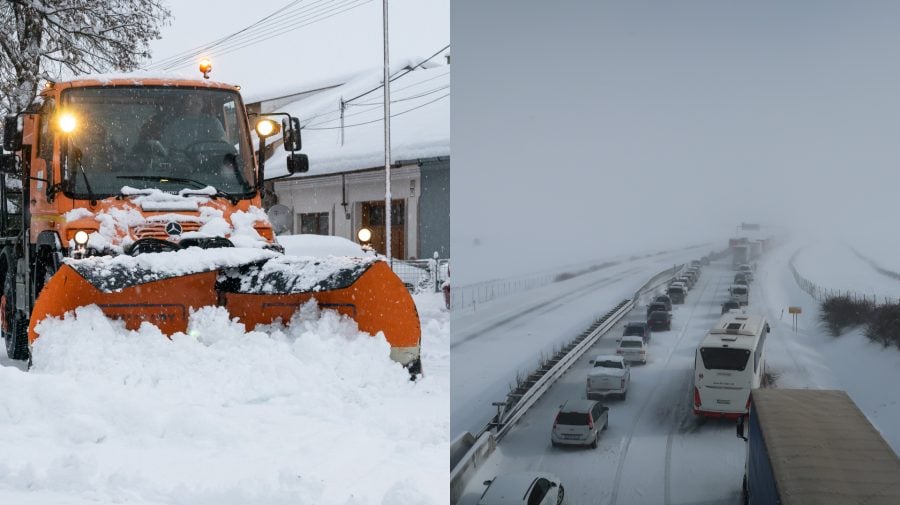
<box><xmin>663</xmin><ymin>265</ymin><xmax>725</xmax><ymax>505</ymax></box>
<box><xmin>608</xmin><ymin>268</ymin><xmax>715</xmax><ymax>505</ymax></box>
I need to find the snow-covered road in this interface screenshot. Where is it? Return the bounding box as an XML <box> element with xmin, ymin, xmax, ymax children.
<box><xmin>458</xmin><ymin>241</ymin><xmax>900</xmax><ymax>505</ymax></box>
<box><xmin>451</xmin><ymin>246</ymin><xmax>713</xmax><ymax>438</ymax></box>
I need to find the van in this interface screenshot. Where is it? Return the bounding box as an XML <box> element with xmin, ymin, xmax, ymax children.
<box><xmin>551</xmin><ymin>399</ymin><xmax>609</xmax><ymax>448</ymax></box>
<box><xmin>667</xmin><ymin>285</ymin><xmax>686</xmax><ymax>304</ymax></box>
<box><xmin>729</xmin><ymin>284</ymin><xmax>749</xmax><ymax>305</ymax></box>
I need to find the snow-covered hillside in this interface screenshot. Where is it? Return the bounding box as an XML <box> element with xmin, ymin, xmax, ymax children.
<box><xmin>0</xmin><ymin>292</ymin><xmax>448</xmax><ymax>505</ymax></box>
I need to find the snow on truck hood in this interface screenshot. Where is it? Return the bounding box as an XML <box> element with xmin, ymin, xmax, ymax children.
<box><xmin>63</xmin><ymin>188</ymin><xmax>272</xmax><ymax>253</ymax></box>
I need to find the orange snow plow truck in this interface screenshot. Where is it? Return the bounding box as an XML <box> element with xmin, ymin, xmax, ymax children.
<box><xmin>0</xmin><ymin>74</ymin><xmax>421</xmax><ymax>372</ymax></box>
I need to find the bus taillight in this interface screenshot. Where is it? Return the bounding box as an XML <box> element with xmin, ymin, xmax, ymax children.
<box><xmin>693</xmin><ymin>386</ymin><xmax>702</xmax><ymax>408</ymax></box>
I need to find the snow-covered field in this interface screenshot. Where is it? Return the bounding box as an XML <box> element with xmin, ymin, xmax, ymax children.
<box><xmin>456</xmin><ymin>238</ymin><xmax>900</xmax><ymax>505</ymax></box>
<box><xmin>791</xmin><ymin>239</ymin><xmax>900</xmax><ymax>301</ymax></box>
<box><xmin>0</xmin><ymin>291</ymin><xmax>448</xmax><ymax>504</ymax></box>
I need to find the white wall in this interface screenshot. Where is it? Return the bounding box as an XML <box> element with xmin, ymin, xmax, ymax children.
<box><xmin>273</xmin><ymin>164</ymin><xmax>421</xmax><ymax>258</ymax></box>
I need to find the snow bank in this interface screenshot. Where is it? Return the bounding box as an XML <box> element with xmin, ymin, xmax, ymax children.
<box><xmin>0</xmin><ymin>297</ymin><xmax>447</xmax><ymax>505</ymax></box>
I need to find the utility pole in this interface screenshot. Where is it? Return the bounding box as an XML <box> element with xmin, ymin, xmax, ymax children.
<box><xmin>383</xmin><ymin>0</ymin><xmax>393</xmax><ymax>264</ymax></box>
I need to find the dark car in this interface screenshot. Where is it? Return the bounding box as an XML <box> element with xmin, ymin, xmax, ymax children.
<box><xmin>721</xmin><ymin>299</ymin><xmax>741</xmax><ymax>314</ymax></box>
<box><xmin>654</xmin><ymin>295</ymin><xmax>673</xmax><ymax>311</ymax></box>
<box><xmin>646</xmin><ymin>301</ymin><xmax>669</xmax><ymax>317</ymax></box>
<box><xmin>622</xmin><ymin>322</ymin><xmax>651</xmax><ymax>343</ymax></box>
<box><xmin>647</xmin><ymin>310</ymin><xmax>672</xmax><ymax>331</ymax></box>
<box><xmin>667</xmin><ymin>285</ymin><xmax>686</xmax><ymax>304</ymax></box>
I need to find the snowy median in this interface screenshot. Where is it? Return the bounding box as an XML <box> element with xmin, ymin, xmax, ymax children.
<box><xmin>0</xmin><ymin>295</ymin><xmax>448</xmax><ymax>505</ymax></box>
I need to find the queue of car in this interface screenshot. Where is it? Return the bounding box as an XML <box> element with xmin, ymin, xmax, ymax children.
<box><xmin>477</xmin><ymin>258</ymin><xmax>710</xmax><ymax>505</ymax></box>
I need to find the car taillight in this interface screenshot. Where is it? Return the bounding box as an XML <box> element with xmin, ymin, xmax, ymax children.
<box><xmin>554</xmin><ymin>414</ymin><xmax>559</xmax><ymax>428</ymax></box>
<box><xmin>588</xmin><ymin>417</ymin><xmax>594</xmax><ymax>430</ymax></box>
<box><xmin>693</xmin><ymin>386</ymin><xmax>702</xmax><ymax>407</ymax></box>
<box><xmin>616</xmin><ymin>350</ymin><xmax>623</xmax><ymax>354</ymax></box>
<box><xmin>620</xmin><ymin>378</ymin><xmax>625</xmax><ymax>387</ymax></box>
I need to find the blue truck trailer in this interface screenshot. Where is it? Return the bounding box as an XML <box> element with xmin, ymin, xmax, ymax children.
<box><xmin>737</xmin><ymin>389</ymin><xmax>900</xmax><ymax>505</ymax></box>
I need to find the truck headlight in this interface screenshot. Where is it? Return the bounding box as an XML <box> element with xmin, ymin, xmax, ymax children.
<box><xmin>74</xmin><ymin>230</ymin><xmax>89</xmax><ymax>246</ymax></box>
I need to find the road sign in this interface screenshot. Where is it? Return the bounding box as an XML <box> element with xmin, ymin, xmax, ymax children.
<box><xmin>788</xmin><ymin>306</ymin><xmax>802</xmax><ymax>314</ymax></box>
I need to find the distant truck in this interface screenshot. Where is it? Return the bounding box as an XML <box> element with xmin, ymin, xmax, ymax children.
<box><xmin>737</xmin><ymin>389</ymin><xmax>900</xmax><ymax>505</ymax></box>
<box><xmin>732</xmin><ymin>244</ymin><xmax>750</xmax><ymax>269</ymax></box>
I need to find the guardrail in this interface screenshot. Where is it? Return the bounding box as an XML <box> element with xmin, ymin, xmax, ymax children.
<box><xmin>449</xmin><ymin>264</ymin><xmax>684</xmax><ymax>504</ymax></box>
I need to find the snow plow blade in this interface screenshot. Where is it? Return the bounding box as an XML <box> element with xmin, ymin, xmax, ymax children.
<box><xmin>27</xmin><ymin>253</ymin><xmax>421</xmax><ymax>368</ymax></box>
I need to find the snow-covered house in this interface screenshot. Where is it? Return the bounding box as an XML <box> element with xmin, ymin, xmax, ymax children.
<box><xmin>256</xmin><ymin>61</ymin><xmax>450</xmax><ymax>260</ymax></box>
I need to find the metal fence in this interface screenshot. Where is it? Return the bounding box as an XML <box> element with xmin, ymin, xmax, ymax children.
<box><xmin>390</xmin><ymin>258</ymin><xmax>450</xmax><ymax>293</ymax></box>
<box><xmin>450</xmin><ymin>274</ymin><xmax>556</xmax><ymax>311</ymax></box>
<box><xmin>789</xmin><ymin>250</ymin><xmax>900</xmax><ymax>306</ymax></box>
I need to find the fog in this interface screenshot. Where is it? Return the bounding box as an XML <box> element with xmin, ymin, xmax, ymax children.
<box><xmin>451</xmin><ymin>0</ymin><xmax>900</xmax><ymax>286</ymax></box>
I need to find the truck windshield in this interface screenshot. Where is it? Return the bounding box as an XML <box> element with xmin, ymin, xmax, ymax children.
<box><xmin>59</xmin><ymin>86</ymin><xmax>255</xmax><ymax>198</ymax></box>
<box><xmin>700</xmin><ymin>348</ymin><xmax>750</xmax><ymax>371</ymax></box>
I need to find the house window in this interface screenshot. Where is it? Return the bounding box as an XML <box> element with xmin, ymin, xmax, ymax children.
<box><xmin>300</xmin><ymin>212</ymin><xmax>329</xmax><ymax>235</ymax></box>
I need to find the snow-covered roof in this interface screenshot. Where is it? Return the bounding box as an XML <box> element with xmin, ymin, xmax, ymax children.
<box><xmin>264</xmin><ymin>61</ymin><xmax>450</xmax><ymax>179</ymax></box>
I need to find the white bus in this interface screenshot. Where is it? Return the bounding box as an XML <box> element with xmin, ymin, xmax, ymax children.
<box><xmin>693</xmin><ymin>313</ymin><xmax>769</xmax><ymax>419</ymax></box>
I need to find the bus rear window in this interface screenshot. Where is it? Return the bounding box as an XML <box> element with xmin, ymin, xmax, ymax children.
<box><xmin>732</xmin><ymin>287</ymin><xmax>747</xmax><ymax>295</ymax></box>
<box><xmin>700</xmin><ymin>348</ymin><xmax>750</xmax><ymax>371</ymax></box>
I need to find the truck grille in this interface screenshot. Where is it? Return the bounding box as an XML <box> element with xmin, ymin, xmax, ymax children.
<box><xmin>132</xmin><ymin>222</ymin><xmax>201</xmax><ymax>240</ymax></box>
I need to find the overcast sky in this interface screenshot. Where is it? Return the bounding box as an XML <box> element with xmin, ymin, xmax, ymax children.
<box><xmin>451</xmin><ymin>0</ymin><xmax>900</xmax><ymax>285</ymax></box>
<box><xmin>147</xmin><ymin>0</ymin><xmax>449</xmax><ymax>98</ymax></box>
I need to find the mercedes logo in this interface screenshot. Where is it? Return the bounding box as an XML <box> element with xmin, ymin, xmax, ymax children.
<box><xmin>165</xmin><ymin>222</ymin><xmax>183</xmax><ymax>236</ymax></box>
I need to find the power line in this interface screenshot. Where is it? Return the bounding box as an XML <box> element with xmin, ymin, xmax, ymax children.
<box><xmin>146</xmin><ymin>0</ymin><xmax>373</xmax><ymax>71</ymax></box>
<box><xmin>300</xmin><ymin>84</ymin><xmax>450</xmax><ymax>127</ymax></box>
<box><xmin>343</xmin><ymin>43</ymin><xmax>449</xmax><ymax>104</ymax></box>
<box><xmin>146</xmin><ymin>0</ymin><xmax>305</xmax><ymax>70</ymax></box>
<box><xmin>303</xmin><ymin>92</ymin><xmax>448</xmax><ymax>130</ymax></box>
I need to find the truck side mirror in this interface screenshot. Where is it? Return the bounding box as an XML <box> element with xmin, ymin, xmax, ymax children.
<box><xmin>281</xmin><ymin>117</ymin><xmax>301</xmax><ymax>151</ymax></box>
<box><xmin>3</xmin><ymin>115</ymin><xmax>22</xmax><ymax>151</ymax></box>
<box><xmin>286</xmin><ymin>153</ymin><xmax>308</xmax><ymax>174</ymax></box>
<box><xmin>736</xmin><ymin>416</ymin><xmax>747</xmax><ymax>441</ymax></box>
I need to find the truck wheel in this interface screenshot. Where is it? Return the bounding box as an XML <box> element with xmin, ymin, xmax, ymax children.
<box><xmin>621</xmin><ymin>391</ymin><xmax>627</xmax><ymax>401</ymax></box>
<box><xmin>3</xmin><ymin>271</ymin><xmax>29</xmax><ymax>361</ymax></box>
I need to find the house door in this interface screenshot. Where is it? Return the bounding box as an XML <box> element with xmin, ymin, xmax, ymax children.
<box><xmin>361</xmin><ymin>199</ymin><xmax>405</xmax><ymax>259</ymax></box>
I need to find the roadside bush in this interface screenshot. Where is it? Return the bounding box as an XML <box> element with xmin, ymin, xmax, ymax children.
<box><xmin>820</xmin><ymin>296</ymin><xmax>874</xmax><ymax>336</ymax></box>
<box><xmin>865</xmin><ymin>304</ymin><xmax>900</xmax><ymax>349</ymax></box>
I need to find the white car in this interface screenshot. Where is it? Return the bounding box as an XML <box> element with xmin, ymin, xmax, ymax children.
<box><xmin>616</xmin><ymin>336</ymin><xmax>648</xmax><ymax>364</ymax></box>
<box><xmin>551</xmin><ymin>399</ymin><xmax>609</xmax><ymax>448</ymax></box>
<box><xmin>478</xmin><ymin>472</ymin><xmax>565</xmax><ymax>505</ymax></box>
<box><xmin>587</xmin><ymin>354</ymin><xmax>630</xmax><ymax>400</ymax></box>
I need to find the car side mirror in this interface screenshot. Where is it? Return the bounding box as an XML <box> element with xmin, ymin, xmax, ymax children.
<box><xmin>588</xmin><ymin>360</ymin><xmax>594</xmax><ymax>365</ymax></box>
<box><xmin>3</xmin><ymin>115</ymin><xmax>22</xmax><ymax>151</ymax></box>
<box><xmin>483</xmin><ymin>480</ymin><xmax>493</xmax><ymax>486</ymax></box>
<box><xmin>549</xmin><ymin>482</ymin><xmax>558</xmax><ymax>488</ymax></box>
<box><xmin>281</xmin><ymin>117</ymin><xmax>302</xmax><ymax>151</ymax></box>
<box><xmin>286</xmin><ymin>153</ymin><xmax>308</xmax><ymax>174</ymax></box>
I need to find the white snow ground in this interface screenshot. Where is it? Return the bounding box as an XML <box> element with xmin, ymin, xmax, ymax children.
<box><xmin>457</xmin><ymin>238</ymin><xmax>900</xmax><ymax>505</ymax></box>
<box><xmin>0</xmin><ymin>282</ymin><xmax>448</xmax><ymax>503</ymax></box>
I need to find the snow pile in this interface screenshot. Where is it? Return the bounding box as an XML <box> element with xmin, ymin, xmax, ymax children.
<box><xmin>0</xmin><ymin>297</ymin><xmax>448</xmax><ymax>505</ymax></box>
<box><xmin>277</xmin><ymin>234</ymin><xmax>367</xmax><ymax>258</ymax></box>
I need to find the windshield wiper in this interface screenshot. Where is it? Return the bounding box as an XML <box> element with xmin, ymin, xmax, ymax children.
<box><xmin>115</xmin><ymin>175</ymin><xmax>239</xmax><ymax>203</ymax></box>
<box><xmin>73</xmin><ymin>148</ymin><xmax>98</xmax><ymax>204</ymax></box>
